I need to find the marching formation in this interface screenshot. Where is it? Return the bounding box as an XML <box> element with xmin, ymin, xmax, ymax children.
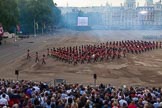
<box><xmin>49</xmin><ymin>40</ymin><xmax>162</xmax><ymax>65</ymax></box>
<box><xmin>25</xmin><ymin>40</ymin><xmax>162</xmax><ymax>65</ymax></box>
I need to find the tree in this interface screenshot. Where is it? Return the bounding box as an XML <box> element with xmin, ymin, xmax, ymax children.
<box><xmin>0</xmin><ymin>0</ymin><xmax>19</xmax><ymax>32</ymax></box>
<box><xmin>0</xmin><ymin>0</ymin><xmax>61</xmax><ymax>34</ymax></box>
<box><xmin>18</xmin><ymin>0</ymin><xmax>61</xmax><ymax>34</ymax></box>
<box><xmin>52</xmin><ymin>4</ymin><xmax>61</xmax><ymax>25</ymax></box>
<box><xmin>17</xmin><ymin>0</ymin><xmax>35</xmax><ymax>34</ymax></box>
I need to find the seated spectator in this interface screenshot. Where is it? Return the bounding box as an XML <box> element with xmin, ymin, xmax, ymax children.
<box><xmin>119</xmin><ymin>96</ymin><xmax>128</xmax><ymax>107</ymax></box>
<box><xmin>153</xmin><ymin>98</ymin><xmax>161</xmax><ymax>108</ymax></box>
<box><xmin>128</xmin><ymin>101</ymin><xmax>137</xmax><ymax>108</ymax></box>
<box><xmin>0</xmin><ymin>94</ymin><xmax>8</xmax><ymax>106</ymax></box>
<box><xmin>0</xmin><ymin>79</ymin><xmax>162</xmax><ymax>108</ymax></box>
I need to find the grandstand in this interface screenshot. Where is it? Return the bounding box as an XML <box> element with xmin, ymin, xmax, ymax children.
<box><xmin>0</xmin><ymin>79</ymin><xmax>162</xmax><ymax>108</ymax></box>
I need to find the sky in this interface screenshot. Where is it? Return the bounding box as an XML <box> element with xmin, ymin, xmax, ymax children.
<box><xmin>53</xmin><ymin>0</ymin><xmax>160</xmax><ymax>7</ymax></box>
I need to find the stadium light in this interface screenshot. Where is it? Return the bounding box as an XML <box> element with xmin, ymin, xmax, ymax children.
<box><xmin>138</xmin><ymin>10</ymin><xmax>148</xmax><ymax>29</ymax></box>
<box><xmin>139</xmin><ymin>10</ymin><xmax>148</xmax><ymax>15</ymax></box>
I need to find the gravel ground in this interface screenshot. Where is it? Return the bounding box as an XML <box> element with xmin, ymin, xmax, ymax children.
<box><xmin>0</xmin><ymin>29</ymin><xmax>162</xmax><ymax>87</ymax></box>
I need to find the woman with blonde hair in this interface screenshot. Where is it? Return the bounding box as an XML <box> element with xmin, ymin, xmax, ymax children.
<box><xmin>112</xmin><ymin>101</ymin><xmax>119</xmax><ymax>108</ymax></box>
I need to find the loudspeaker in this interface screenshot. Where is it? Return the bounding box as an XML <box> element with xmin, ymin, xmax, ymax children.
<box><xmin>15</xmin><ymin>70</ymin><xmax>19</xmax><ymax>75</ymax></box>
<box><xmin>93</xmin><ymin>74</ymin><xmax>97</xmax><ymax>79</ymax></box>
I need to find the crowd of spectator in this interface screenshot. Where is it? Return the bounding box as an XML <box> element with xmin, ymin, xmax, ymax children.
<box><xmin>0</xmin><ymin>79</ymin><xmax>162</xmax><ymax>108</ymax></box>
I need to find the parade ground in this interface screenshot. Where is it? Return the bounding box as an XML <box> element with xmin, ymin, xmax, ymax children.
<box><xmin>0</xmin><ymin>29</ymin><xmax>162</xmax><ymax>87</ymax></box>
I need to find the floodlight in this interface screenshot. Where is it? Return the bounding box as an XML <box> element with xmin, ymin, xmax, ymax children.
<box><xmin>139</xmin><ymin>10</ymin><xmax>148</xmax><ymax>15</ymax></box>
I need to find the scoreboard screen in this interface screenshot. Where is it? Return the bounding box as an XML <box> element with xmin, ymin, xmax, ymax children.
<box><xmin>77</xmin><ymin>17</ymin><xmax>88</xmax><ymax>26</ymax></box>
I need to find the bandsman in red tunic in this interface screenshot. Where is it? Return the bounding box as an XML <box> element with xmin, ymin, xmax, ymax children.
<box><xmin>27</xmin><ymin>49</ymin><xmax>31</xmax><ymax>59</ymax></box>
<box><xmin>160</xmin><ymin>42</ymin><xmax>162</xmax><ymax>48</ymax></box>
<box><xmin>86</xmin><ymin>54</ymin><xmax>91</xmax><ymax>63</ymax></box>
<box><xmin>42</xmin><ymin>54</ymin><xmax>46</xmax><ymax>64</ymax></box>
<box><xmin>47</xmin><ymin>48</ymin><xmax>50</xmax><ymax>56</ymax></box>
<box><xmin>118</xmin><ymin>48</ymin><xmax>122</xmax><ymax>58</ymax></box>
<box><xmin>123</xmin><ymin>48</ymin><xmax>126</xmax><ymax>58</ymax></box>
<box><xmin>156</xmin><ymin>41</ymin><xmax>158</xmax><ymax>49</ymax></box>
<box><xmin>73</xmin><ymin>55</ymin><xmax>78</xmax><ymax>65</ymax></box>
<box><xmin>106</xmin><ymin>49</ymin><xmax>110</xmax><ymax>60</ymax></box>
<box><xmin>152</xmin><ymin>41</ymin><xmax>155</xmax><ymax>49</ymax></box>
<box><xmin>80</xmin><ymin>54</ymin><xmax>84</xmax><ymax>64</ymax></box>
<box><xmin>35</xmin><ymin>52</ymin><xmax>39</xmax><ymax>63</ymax></box>
<box><xmin>112</xmin><ymin>48</ymin><xmax>116</xmax><ymax>59</ymax></box>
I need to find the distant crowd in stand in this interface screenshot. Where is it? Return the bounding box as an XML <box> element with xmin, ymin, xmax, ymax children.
<box><xmin>1</xmin><ymin>79</ymin><xmax>162</xmax><ymax>108</ymax></box>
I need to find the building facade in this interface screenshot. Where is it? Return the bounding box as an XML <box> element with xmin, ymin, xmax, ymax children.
<box><xmin>60</xmin><ymin>0</ymin><xmax>162</xmax><ymax>29</ymax></box>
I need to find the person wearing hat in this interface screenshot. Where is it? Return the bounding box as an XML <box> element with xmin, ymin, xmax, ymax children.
<box><xmin>35</xmin><ymin>52</ymin><xmax>39</xmax><ymax>63</ymax></box>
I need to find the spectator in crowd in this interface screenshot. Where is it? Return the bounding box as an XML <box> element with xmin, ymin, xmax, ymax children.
<box><xmin>0</xmin><ymin>79</ymin><xmax>162</xmax><ymax>108</ymax></box>
<box><xmin>0</xmin><ymin>94</ymin><xmax>8</xmax><ymax>106</ymax></box>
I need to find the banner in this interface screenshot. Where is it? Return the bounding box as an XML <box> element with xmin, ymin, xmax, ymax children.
<box><xmin>35</xmin><ymin>22</ymin><xmax>39</xmax><ymax>30</ymax></box>
<box><xmin>16</xmin><ymin>25</ymin><xmax>20</xmax><ymax>32</ymax></box>
<box><xmin>0</xmin><ymin>24</ymin><xmax>4</xmax><ymax>36</ymax></box>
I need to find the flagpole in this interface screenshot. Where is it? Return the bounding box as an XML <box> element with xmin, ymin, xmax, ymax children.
<box><xmin>41</xmin><ymin>23</ymin><xmax>43</xmax><ymax>35</ymax></box>
<box><xmin>34</xmin><ymin>19</ymin><xmax>36</xmax><ymax>37</ymax></box>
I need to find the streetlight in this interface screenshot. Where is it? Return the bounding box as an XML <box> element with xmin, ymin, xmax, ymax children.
<box><xmin>34</xmin><ymin>19</ymin><xmax>36</xmax><ymax>37</ymax></box>
<box><xmin>15</xmin><ymin>70</ymin><xmax>19</xmax><ymax>81</ymax></box>
<box><xmin>93</xmin><ymin>74</ymin><xmax>97</xmax><ymax>87</ymax></box>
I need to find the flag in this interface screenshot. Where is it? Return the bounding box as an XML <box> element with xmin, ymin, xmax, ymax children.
<box><xmin>35</xmin><ymin>22</ymin><xmax>39</xmax><ymax>30</ymax></box>
<box><xmin>16</xmin><ymin>25</ymin><xmax>20</xmax><ymax>32</ymax></box>
<box><xmin>43</xmin><ymin>23</ymin><xmax>46</xmax><ymax>29</ymax></box>
<box><xmin>0</xmin><ymin>24</ymin><xmax>4</xmax><ymax>36</ymax></box>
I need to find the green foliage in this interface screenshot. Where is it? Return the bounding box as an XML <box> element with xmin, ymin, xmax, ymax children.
<box><xmin>53</xmin><ymin>5</ymin><xmax>61</xmax><ymax>25</ymax></box>
<box><xmin>0</xmin><ymin>0</ymin><xmax>19</xmax><ymax>32</ymax></box>
<box><xmin>0</xmin><ymin>0</ymin><xmax>61</xmax><ymax>34</ymax></box>
<box><xmin>18</xmin><ymin>0</ymin><xmax>61</xmax><ymax>34</ymax></box>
